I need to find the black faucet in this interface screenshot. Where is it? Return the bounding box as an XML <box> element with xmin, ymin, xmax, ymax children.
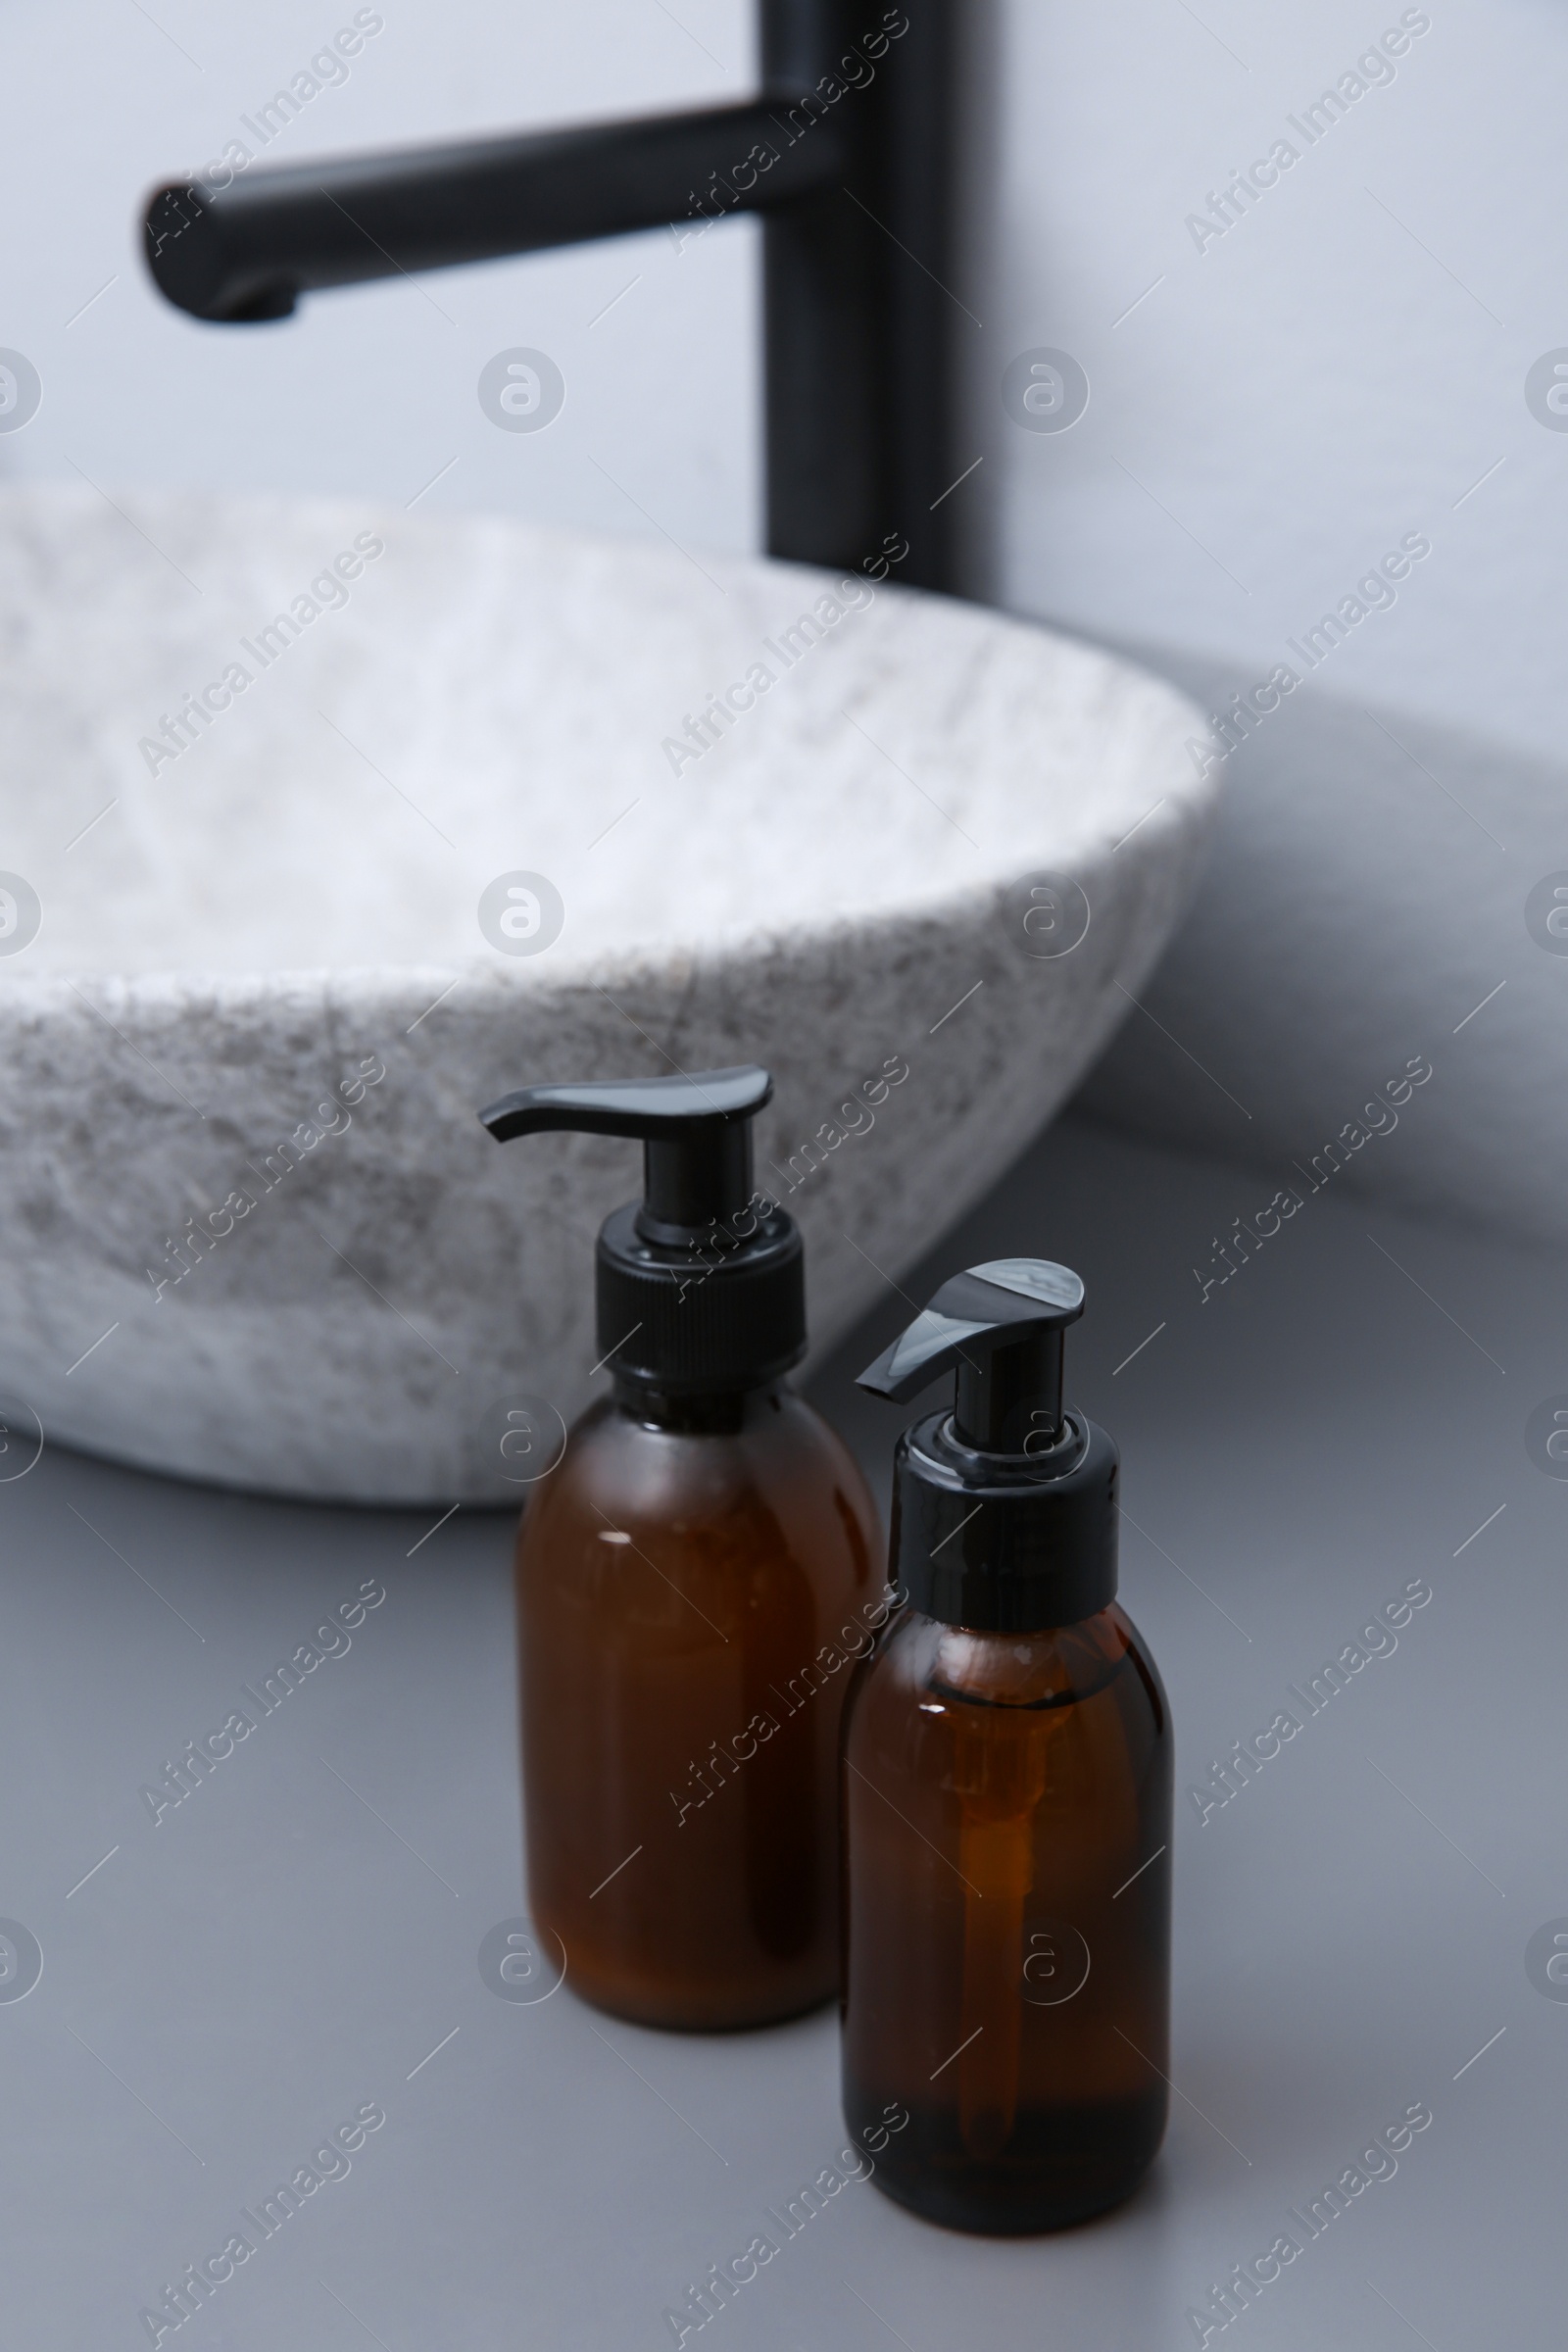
<box><xmin>141</xmin><ymin>1</ymin><xmax>963</xmax><ymax>594</ymax></box>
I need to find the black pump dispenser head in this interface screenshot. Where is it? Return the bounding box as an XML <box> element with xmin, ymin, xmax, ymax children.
<box><xmin>858</xmin><ymin>1259</ymin><xmax>1117</xmax><ymax>1633</ymax></box>
<box><xmin>480</xmin><ymin>1066</ymin><xmax>806</xmax><ymax>1395</ymax></box>
<box><xmin>859</xmin><ymin>1259</ymin><xmax>1085</xmax><ymax>1454</ymax></box>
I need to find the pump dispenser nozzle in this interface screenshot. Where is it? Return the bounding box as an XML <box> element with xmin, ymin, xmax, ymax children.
<box><xmin>858</xmin><ymin>1258</ymin><xmax>1115</xmax><ymax>1633</ymax></box>
<box><xmin>481</xmin><ymin>1066</ymin><xmax>770</xmax><ymax>1245</ymax></box>
<box><xmin>480</xmin><ymin>1065</ymin><xmax>806</xmax><ymax>1395</ymax></box>
<box><xmin>858</xmin><ymin>1258</ymin><xmax>1085</xmax><ymax>1453</ymax></box>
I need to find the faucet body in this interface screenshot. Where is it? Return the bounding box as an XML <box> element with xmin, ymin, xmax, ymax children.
<box><xmin>143</xmin><ymin>2</ymin><xmax>961</xmax><ymax>592</ymax></box>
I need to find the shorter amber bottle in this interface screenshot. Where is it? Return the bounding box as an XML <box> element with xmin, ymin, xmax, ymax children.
<box><xmin>481</xmin><ymin>1066</ymin><xmax>880</xmax><ymax>2033</ymax></box>
<box><xmin>842</xmin><ymin>1260</ymin><xmax>1172</xmax><ymax>2232</ymax></box>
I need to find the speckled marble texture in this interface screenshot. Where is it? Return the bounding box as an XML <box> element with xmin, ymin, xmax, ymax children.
<box><xmin>0</xmin><ymin>483</ymin><xmax>1214</xmax><ymax>1498</ymax></box>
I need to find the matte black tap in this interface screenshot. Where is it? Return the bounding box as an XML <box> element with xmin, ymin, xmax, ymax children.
<box><xmin>141</xmin><ymin>2</ymin><xmax>963</xmax><ymax>593</ymax></box>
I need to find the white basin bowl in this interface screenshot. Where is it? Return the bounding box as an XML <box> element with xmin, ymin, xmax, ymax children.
<box><xmin>0</xmin><ymin>483</ymin><xmax>1214</xmax><ymax>1501</ymax></box>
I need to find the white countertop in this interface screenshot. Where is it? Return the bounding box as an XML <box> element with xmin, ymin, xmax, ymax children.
<box><xmin>3</xmin><ymin>1110</ymin><xmax>1555</xmax><ymax>2348</ymax></box>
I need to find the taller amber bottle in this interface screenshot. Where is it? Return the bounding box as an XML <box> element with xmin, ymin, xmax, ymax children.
<box><xmin>842</xmin><ymin>1259</ymin><xmax>1172</xmax><ymax>2231</ymax></box>
<box><xmin>481</xmin><ymin>1066</ymin><xmax>880</xmax><ymax>2032</ymax></box>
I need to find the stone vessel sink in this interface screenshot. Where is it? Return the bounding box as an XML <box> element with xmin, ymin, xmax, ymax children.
<box><xmin>0</xmin><ymin>483</ymin><xmax>1213</xmax><ymax>1502</ymax></box>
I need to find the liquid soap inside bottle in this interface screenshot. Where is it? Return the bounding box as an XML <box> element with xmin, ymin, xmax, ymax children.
<box><xmin>520</xmin><ymin>1376</ymin><xmax>881</xmax><ymax>2030</ymax></box>
<box><xmin>842</xmin><ymin>1602</ymin><xmax>1170</xmax><ymax>2230</ymax></box>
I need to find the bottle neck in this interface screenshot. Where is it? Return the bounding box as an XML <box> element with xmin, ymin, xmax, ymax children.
<box><xmin>610</xmin><ymin>1377</ymin><xmax>785</xmax><ymax>1435</ymax></box>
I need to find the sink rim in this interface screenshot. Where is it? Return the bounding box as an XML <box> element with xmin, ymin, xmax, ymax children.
<box><xmin>0</xmin><ymin>480</ymin><xmax>1215</xmax><ymax>998</ymax></box>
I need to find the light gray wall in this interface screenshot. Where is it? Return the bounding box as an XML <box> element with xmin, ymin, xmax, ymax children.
<box><xmin>5</xmin><ymin>0</ymin><xmax>1563</xmax><ymax>1237</ymax></box>
<box><xmin>981</xmin><ymin>0</ymin><xmax>1568</xmax><ymax>1246</ymax></box>
<box><xmin>2</xmin><ymin>0</ymin><xmax>760</xmax><ymax>540</ymax></box>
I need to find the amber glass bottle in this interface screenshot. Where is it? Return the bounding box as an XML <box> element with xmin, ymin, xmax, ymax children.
<box><xmin>517</xmin><ymin>1376</ymin><xmax>878</xmax><ymax>2029</ymax></box>
<box><xmin>842</xmin><ymin>1260</ymin><xmax>1172</xmax><ymax>2231</ymax></box>
<box><xmin>481</xmin><ymin>1066</ymin><xmax>881</xmax><ymax>2032</ymax></box>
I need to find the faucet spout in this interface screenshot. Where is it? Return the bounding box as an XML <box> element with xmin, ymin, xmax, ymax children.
<box><xmin>138</xmin><ymin>1</ymin><xmax>963</xmax><ymax>593</ymax></box>
<box><xmin>144</xmin><ymin>101</ymin><xmax>847</xmax><ymax>324</ymax></box>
